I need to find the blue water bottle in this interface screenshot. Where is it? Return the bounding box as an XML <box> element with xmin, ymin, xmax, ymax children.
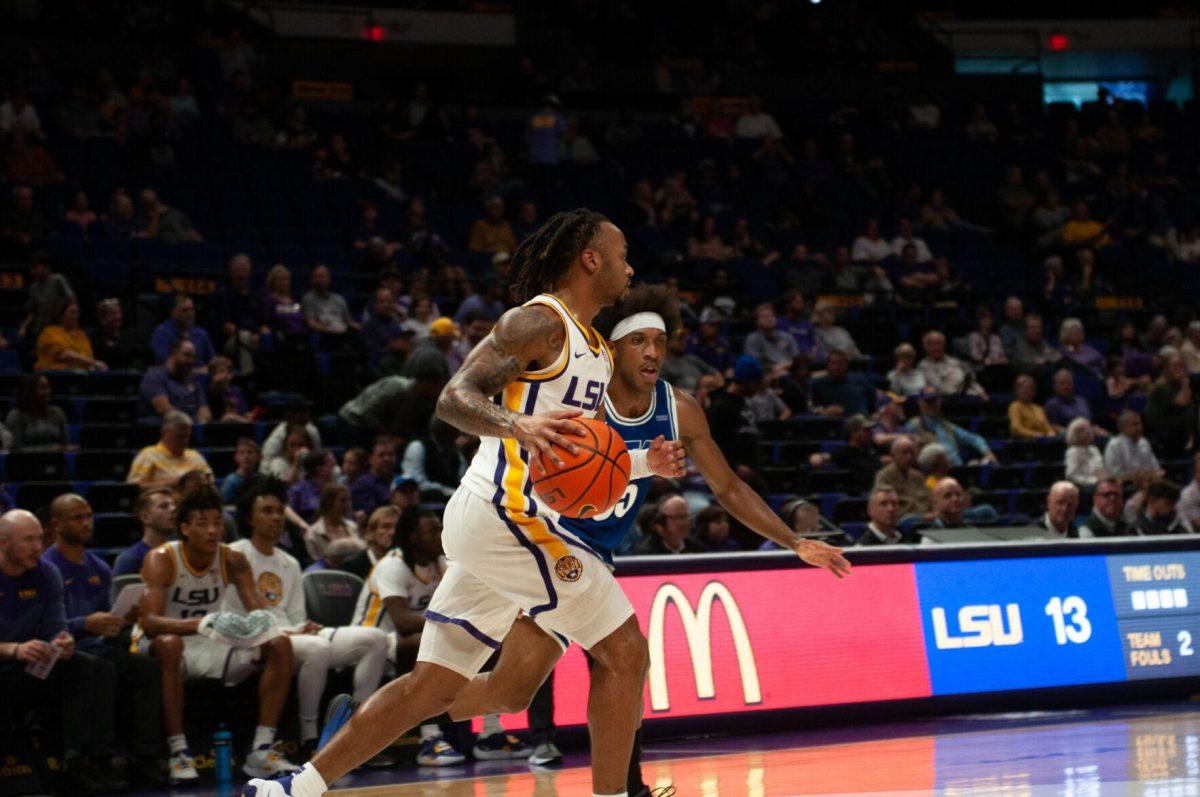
<box><xmin>213</xmin><ymin>724</ymin><xmax>233</xmax><ymax>784</ymax></box>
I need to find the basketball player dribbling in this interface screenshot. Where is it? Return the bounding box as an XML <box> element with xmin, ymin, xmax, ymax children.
<box><xmin>245</xmin><ymin>209</ymin><xmax>688</xmax><ymax>797</ymax></box>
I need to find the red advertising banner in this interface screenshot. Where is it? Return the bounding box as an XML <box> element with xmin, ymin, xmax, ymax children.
<box><xmin>483</xmin><ymin>564</ymin><xmax>931</xmax><ymax>730</ymax></box>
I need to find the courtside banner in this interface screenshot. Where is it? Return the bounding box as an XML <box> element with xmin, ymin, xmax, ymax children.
<box><xmin>477</xmin><ymin>547</ymin><xmax>1200</xmax><ymax>732</ymax></box>
<box><xmin>489</xmin><ymin>564</ymin><xmax>931</xmax><ymax>730</ymax></box>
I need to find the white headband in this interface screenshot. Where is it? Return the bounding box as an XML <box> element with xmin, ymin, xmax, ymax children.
<box><xmin>610</xmin><ymin>312</ymin><xmax>666</xmax><ymax>341</ymax></box>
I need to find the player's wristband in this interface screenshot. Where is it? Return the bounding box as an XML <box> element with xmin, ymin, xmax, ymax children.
<box><xmin>629</xmin><ymin>449</ymin><xmax>653</xmax><ymax>480</ymax></box>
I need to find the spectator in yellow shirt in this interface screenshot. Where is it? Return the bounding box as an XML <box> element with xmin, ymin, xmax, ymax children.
<box><xmin>1009</xmin><ymin>374</ymin><xmax>1060</xmax><ymax>440</ymax></box>
<box><xmin>1060</xmin><ymin>200</ymin><xmax>1111</xmax><ymax>249</ymax></box>
<box><xmin>126</xmin><ymin>410</ymin><xmax>213</xmax><ymax>489</ymax></box>
<box><xmin>467</xmin><ymin>196</ymin><xmax>517</xmax><ymax>255</ymax></box>
<box><xmin>34</xmin><ymin>298</ymin><xmax>105</xmax><ymax>371</ymax></box>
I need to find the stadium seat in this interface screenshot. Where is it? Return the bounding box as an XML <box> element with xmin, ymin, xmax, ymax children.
<box><xmin>75</xmin><ymin>450</ymin><xmax>134</xmax><ymax>481</ymax></box>
<box><xmin>82</xmin><ymin>398</ymin><xmax>139</xmax><ymax>424</ymax></box>
<box><xmin>80</xmin><ymin>424</ymin><xmax>159</xmax><ymax>450</ymax></box>
<box><xmin>44</xmin><ymin>371</ymin><xmax>90</xmax><ymax>396</ymax></box>
<box><xmin>1014</xmin><ymin>489</ymin><xmax>1051</xmax><ymax>518</ymax></box>
<box><xmin>5</xmin><ymin>452</ymin><xmax>68</xmax><ymax>482</ymax></box>
<box><xmin>988</xmin><ymin>465</ymin><xmax>1026</xmax><ymax>489</ymax></box>
<box><xmin>832</xmin><ymin>497</ymin><xmax>869</xmax><ymax>524</ymax></box>
<box><xmin>198</xmin><ymin>422</ymin><xmax>256</xmax><ymax>448</ymax></box>
<box><xmin>1026</xmin><ymin>463</ymin><xmax>1063</xmax><ymax>489</ymax></box>
<box><xmin>87</xmin><ymin>371</ymin><xmax>143</xmax><ymax>397</ymax></box>
<box><xmin>110</xmin><ymin>573</ymin><xmax>143</xmax><ymax>603</ymax></box>
<box><xmin>85</xmin><ymin>482</ymin><xmax>139</xmax><ymax>514</ymax></box>
<box><xmin>15</xmin><ymin>481</ymin><xmax>74</xmax><ymax>511</ymax></box>
<box><xmin>806</xmin><ymin>469</ymin><xmax>851</xmax><ymax>494</ymax></box>
<box><xmin>93</xmin><ymin>513</ymin><xmax>138</xmax><ymax>548</ymax></box>
<box><xmin>302</xmin><ymin>571</ymin><xmax>365</xmax><ymax>627</ymax></box>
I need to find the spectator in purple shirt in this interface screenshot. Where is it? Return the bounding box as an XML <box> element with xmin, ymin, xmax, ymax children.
<box><xmin>150</xmin><ymin>294</ymin><xmax>215</xmax><ymax>365</ymax></box>
<box><xmin>774</xmin><ymin>290</ymin><xmax>821</xmax><ymax>358</ymax></box>
<box><xmin>350</xmin><ymin>437</ymin><xmax>398</xmax><ymax>520</ymax></box>
<box><xmin>1058</xmin><ymin>318</ymin><xmax>1104</xmax><ymax>376</ymax></box>
<box><xmin>264</xmin><ymin>264</ymin><xmax>306</xmax><ymax>336</ymax></box>
<box><xmin>1044</xmin><ymin>369</ymin><xmax>1093</xmax><ymax>428</ymax></box>
<box><xmin>288</xmin><ymin>449</ymin><xmax>337</xmax><ymax>523</ymax></box>
<box><xmin>687</xmin><ymin>306</ymin><xmax>734</xmax><ymax>375</ymax></box>
<box><xmin>138</xmin><ymin>339</ymin><xmax>211</xmax><ymax>421</ymax></box>
<box><xmin>526</xmin><ymin>96</ymin><xmax>566</xmax><ymax>166</ymax></box>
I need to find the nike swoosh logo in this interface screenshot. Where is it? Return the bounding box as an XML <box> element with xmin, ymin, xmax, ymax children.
<box><xmin>574</xmin><ymin>351</ymin><xmax>588</xmax><ymax>359</ymax></box>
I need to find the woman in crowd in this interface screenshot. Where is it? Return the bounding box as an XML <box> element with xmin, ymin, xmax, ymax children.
<box><xmin>5</xmin><ymin>373</ymin><xmax>69</xmax><ymax>450</ymax></box>
<box><xmin>812</xmin><ymin>300</ymin><xmax>861</xmax><ymax>359</ymax></box>
<box><xmin>34</xmin><ymin>299</ymin><xmax>105</xmax><ymax>371</ymax></box>
<box><xmin>289</xmin><ymin>449</ymin><xmax>338</xmax><ymax>525</ymax></box>
<box><xmin>304</xmin><ymin>483</ymin><xmax>363</xmax><ymax>564</ymax></box>
<box><xmin>1008</xmin><ymin>374</ymin><xmax>1058</xmax><ymax>440</ymax></box>
<box><xmin>1065</xmin><ymin>417</ymin><xmax>1105</xmax><ymax>490</ymax></box>
<box><xmin>262</xmin><ymin>424</ymin><xmax>313</xmax><ymax>484</ymax></box>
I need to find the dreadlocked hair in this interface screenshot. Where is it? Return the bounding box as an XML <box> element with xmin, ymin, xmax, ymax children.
<box><xmin>510</xmin><ymin>208</ymin><xmax>610</xmax><ymax>303</ymax></box>
<box><xmin>594</xmin><ymin>283</ymin><xmax>684</xmax><ymax>340</ymax></box>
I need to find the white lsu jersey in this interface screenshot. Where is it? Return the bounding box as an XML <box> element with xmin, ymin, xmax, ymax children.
<box><xmin>460</xmin><ymin>292</ymin><xmax>613</xmax><ymax>520</ymax></box>
<box><xmin>154</xmin><ymin>540</ymin><xmax>232</xmax><ymax>619</ymax></box>
<box><xmin>354</xmin><ymin>550</ymin><xmax>448</xmax><ymax>634</ymax></box>
<box><xmin>131</xmin><ymin>540</ymin><xmax>233</xmax><ymax>653</ymax></box>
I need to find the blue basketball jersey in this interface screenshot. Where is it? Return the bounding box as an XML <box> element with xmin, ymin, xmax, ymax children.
<box><xmin>559</xmin><ymin>379</ymin><xmax>679</xmax><ymax>563</ymax></box>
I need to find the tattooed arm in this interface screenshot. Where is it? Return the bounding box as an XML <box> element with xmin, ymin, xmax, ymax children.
<box><xmin>437</xmin><ymin>303</ymin><xmax>585</xmax><ymax>470</ymax></box>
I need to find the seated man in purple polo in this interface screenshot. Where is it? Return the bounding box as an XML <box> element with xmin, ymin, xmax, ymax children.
<box><xmin>686</xmin><ymin>306</ymin><xmax>734</xmax><ymax>377</ymax></box>
<box><xmin>350</xmin><ymin>437</ymin><xmax>397</xmax><ymax>521</ymax></box>
<box><xmin>1044</xmin><ymin>369</ymin><xmax>1103</xmax><ymax>438</ymax></box>
<box><xmin>138</xmin><ymin>339</ymin><xmax>211</xmax><ymax>422</ymax></box>
<box><xmin>150</xmin><ymin>294</ymin><xmax>215</xmax><ymax>365</ymax></box>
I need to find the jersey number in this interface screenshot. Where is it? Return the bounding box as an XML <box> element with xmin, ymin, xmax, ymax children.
<box><xmin>593</xmin><ymin>484</ymin><xmax>638</xmax><ymax>522</ymax></box>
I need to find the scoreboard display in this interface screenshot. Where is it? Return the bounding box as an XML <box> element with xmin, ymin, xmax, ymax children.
<box><xmin>484</xmin><ymin>542</ymin><xmax>1200</xmax><ymax>732</ymax></box>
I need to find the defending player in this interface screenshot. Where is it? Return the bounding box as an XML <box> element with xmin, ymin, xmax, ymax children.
<box><xmin>583</xmin><ymin>284</ymin><xmax>853</xmax><ymax>560</ymax></box>
<box><xmin>528</xmin><ymin>285</ymin><xmax>852</xmax><ymax>793</ymax></box>
<box><xmin>246</xmin><ymin>208</ymin><xmax>685</xmax><ymax>797</ymax></box>
<box><xmin>135</xmin><ymin>485</ymin><xmax>299</xmax><ymax>783</ymax></box>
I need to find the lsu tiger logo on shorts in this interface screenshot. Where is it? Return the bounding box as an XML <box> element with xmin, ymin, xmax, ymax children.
<box><xmin>257</xmin><ymin>572</ymin><xmax>284</xmax><ymax>606</ymax></box>
<box><xmin>554</xmin><ymin>555</ymin><xmax>583</xmax><ymax>583</ymax></box>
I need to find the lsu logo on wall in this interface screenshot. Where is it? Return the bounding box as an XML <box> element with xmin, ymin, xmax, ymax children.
<box><xmin>647</xmin><ymin>581</ymin><xmax>762</xmax><ymax>712</ymax></box>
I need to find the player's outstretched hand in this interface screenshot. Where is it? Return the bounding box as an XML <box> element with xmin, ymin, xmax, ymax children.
<box><xmin>515</xmin><ymin>409</ymin><xmax>586</xmax><ymax>473</ymax></box>
<box><xmin>794</xmin><ymin>539</ymin><xmax>852</xmax><ymax>579</ymax></box>
<box><xmin>647</xmin><ymin>435</ymin><xmax>686</xmax><ymax>479</ymax></box>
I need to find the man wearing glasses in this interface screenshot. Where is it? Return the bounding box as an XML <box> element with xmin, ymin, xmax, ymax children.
<box><xmin>1076</xmin><ymin>478</ymin><xmax>1130</xmax><ymax>538</ymax></box>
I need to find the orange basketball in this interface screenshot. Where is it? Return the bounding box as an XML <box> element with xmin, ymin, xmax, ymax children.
<box><xmin>532</xmin><ymin>417</ymin><xmax>631</xmax><ymax>519</ymax></box>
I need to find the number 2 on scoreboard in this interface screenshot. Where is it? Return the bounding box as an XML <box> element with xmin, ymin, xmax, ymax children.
<box><xmin>1179</xmin><ymin>630</ymin><xmax>1194</xmax><ymax>657</ymax></box>
<box><xmin>1045</xmin><ymin>596</ymin><xmax>1092</xmax><ymax>645</ymax></box>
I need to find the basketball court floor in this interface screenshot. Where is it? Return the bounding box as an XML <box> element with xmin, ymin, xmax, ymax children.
<box><xmin>270</xmin><ymin>700</ymin><xmax>1200</xmax><ymax>796</ymax></box>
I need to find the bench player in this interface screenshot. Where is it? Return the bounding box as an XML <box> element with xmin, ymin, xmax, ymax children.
<box><xmin>226</xmin><ymin>481</ymin><xmax>389</xmax><ymax>758</ymax></box>
<box><xmin>245</xmin><ymin>208</ymin><xmax>684</xmax><ymax>797</ymax></box>
<box><xmin>136</xmin><ymin>485</ymin><xmax>299</xmax><ymax>783</ymax></box>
